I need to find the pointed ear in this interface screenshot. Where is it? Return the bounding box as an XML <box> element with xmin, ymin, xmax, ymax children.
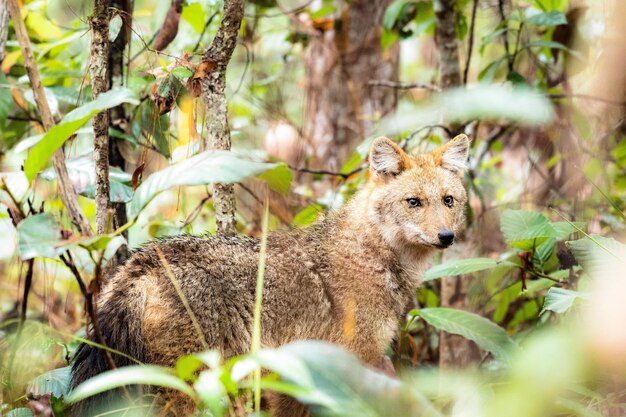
<box><xmin>434</xmin><ymin>134</ymin><xmax>470</xmax><ymax>174</ymax></box>
<box><xmin>369</xmin><ymin>137</ymin><xmax>410</xmax><ymax>177</ymax></box>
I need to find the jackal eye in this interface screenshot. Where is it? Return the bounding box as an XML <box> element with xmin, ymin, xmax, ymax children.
<box><xmin>443</xmin><ymin>195</ymin><xmax>454</xmax><ymax>208</ymax></box>
<box><xmin>406</xmin><ymin>197</ymin><xmax>422</xmax><ymax>208</ymax></box>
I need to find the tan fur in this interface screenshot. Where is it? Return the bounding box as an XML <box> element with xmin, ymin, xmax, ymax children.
<box><xmin>71</xmin><ymin>134</ymin><xmax>470</xmax><ymax>417</ymax></box>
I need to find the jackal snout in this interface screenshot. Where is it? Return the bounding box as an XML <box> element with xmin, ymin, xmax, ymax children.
<box><xmin>437</xmin><ymin>229</ymin><xmax>455</xmax><ymax>247</ymax></box>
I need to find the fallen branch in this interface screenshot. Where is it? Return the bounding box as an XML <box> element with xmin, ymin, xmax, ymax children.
<box><xmin>7</xmin><ymin>0</ymin><xmax>93</xmax><ymax>237</ymax></box>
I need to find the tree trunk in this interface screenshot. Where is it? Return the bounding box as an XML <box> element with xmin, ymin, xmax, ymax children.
<box><xmin>107</xmin><ymin>0</ymin><xmax>133</xmax><ymax>262</ymax></box>
<box><xmin>434</xmin><ymin>0</ymin><xmax>481</xmax><ymax>369</ymax></box>
<box><xmin>200</xmin><ymin>0</ymin><xmax>244</xmax><ymax>236</ymax></box>
<box><xmin>90</xmin><ymin>0</ymin><xmax>111</xmax><ymax>235</ymax></box>
<box><xmin>304</xmin><ymin>0</ymin><xmax>399</xmax><ymax>171</ymax></box>
<box><xmin>0</xmin><ymin>0</ymin><xmax>8</xmax><ymax>64</ymax></box>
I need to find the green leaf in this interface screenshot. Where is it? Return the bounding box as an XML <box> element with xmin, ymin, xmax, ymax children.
<box><xmin>182</xmin><ymin>3</ymin><xmax>206</xmax><ymax>33</ymax></box>
<box><xmin>309</xmin><ymin>5</ymin><xmax>336</xmax><ymax>19</ymax></box>
<box><xmin>172</xmin><ymin>66</ymin><xmax>193</xmax><ymax>79</ymax></box>
<box><xmin>24</xmin><ymin>87</ymin><xmax>139</xmax><ymax>182</ymax></box>
<box><xmin>17</xmin><ymin>213</ymin><xmax>64</xmax><ymax>260</ymax></box>
<box><xmin>423</xmin><ymin>257</ymin><xmax>518</xmax><ymax>281</ymax></box>
<box><xmin>500</xmin><ymin>209</ymin><xmax>556</xmax><ymax>249</ymax></box>
<box><xmin>566</xmin><ymin>235</ymin><xmax>626</xmax><ymax>274</ymax></box>
<box><xmin>0</xmin><ymin>72</ymin><xmax>12</xmax><ymax>126</ymax></box>
<box><xmin>29</xmin><ymin>366</ymin><xmax>71</xmax><ymax>397</ymax></box>
<box><xmin>542</xmin><ymin>287</ymin><xmax>586</xmax><ymax>314</ymax></box>
<box><xmin>66</xmin><ymin>365</ymin><xmax>197</xmax><ymax>404</ymax></box>
<box><xmin>129</xmin><ymin>150</ymin><xmax>285</xmax><ymax>217</ymax></box>
<box><xmin>417</xmin><ymin>308</ymin><xmax>517</xmax><ymax>362</ymax></box>
<box><xmin>383</xmin><ymin>0</ymin><xmax>408</xmax><ymax>30</ymax></box>
<box><xmin>6</xmin><ymin>409</ymin><xmax>33</xmax><ymax>417</ymax></box>
<box><xmin>524</xmin><ymin>39</ymin><xmax>570</xmax><ymax>51</ymax></box>
<box><xmin>257</xmin><ymin>164</ymin><xmax>292</xmax><ymax>195</ymax></box>
<box><xmin>253</xmin><ymin>341</ymin><xmax>420</xmax><ymax>416</ymax></box>
<box><xmin>293</xmin><ymin>204</ymin><xmax>324</xmax><ymax>226</ymax></box>
<box><xmin>526</xmin><ymin>11</ymin><xmax>567</xmax><ymax>26</ymax></box>
<box><xmin>552</xmin><ymin>221</ymin><xmax>585</xmax><ymax>240</ymax></box>
<box><xmin>41</xmin><ymin>158</ymin><xmax>133</xmax><ymax>203</ymax></box>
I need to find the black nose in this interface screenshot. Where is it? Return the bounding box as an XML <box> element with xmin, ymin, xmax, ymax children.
<box><xmin>438</xmin><ymin>229</ymin><xmax>455</xmax><ymax>247</ymax></box>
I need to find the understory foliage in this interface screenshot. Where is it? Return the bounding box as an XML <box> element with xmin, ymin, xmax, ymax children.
<box><xmin>1</xmin><ymin>0</ymin><xmax>625</xmax><ymax>416</ymax></box>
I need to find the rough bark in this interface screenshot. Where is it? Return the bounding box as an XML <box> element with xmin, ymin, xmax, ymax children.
<box><xmin>7</xmin><ymin>0</ymin><xmax>93</xmax><ymax>237</ymax></box>
<box><xmin>0</xmin><ymin>0</ymin><xmax>8</xmax><ymax>64</ymax></box>
<box><xmin>108</xmin><ymin>0</ymin><xmax>132</xmax><ymax>261</ymax></box>
<box><xmin>433</xmin><ymin>0</ymin><xmax>481</xmax><ymax>368</ymax></box>
<box><xmin>433</xmin><ymin>0</ymin><xmax>462</xmax><ymax>88</ymax></box>
<box><xmin>304</xmin><ymin>0</ymin><xmax>399</xmax><ymax>171</ymax></box>
<box><xmin>199</xmin><ymin>0</ymin><xmax>244</xmax><ymax>236</ymax></box>
<box><xmin>90</xmin><ymin>0</ymin><xmax>111</xmax><ymax>235</ymax></box>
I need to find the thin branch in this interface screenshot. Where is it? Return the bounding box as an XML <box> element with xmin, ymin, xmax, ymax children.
<box><xmin>288</xmin><ymin>164</ymin><xmax>365</xmax><ymax>179</ymax></box>
<box><xmin>7</xmin><ymin>0</ymin><xmax>93</xmax><ymax>237</ymax></box>
<box><xmin>192</xmin><ymin>11</ymin><xmax>220</xmax><ymax>53</ymax></box>
<box><xmin>463</xmin><ymin>0</ymin><xmax>479</xmax><ymax>84</ymax></box>
<box><xmin>59</xmin><ymin>252</ymin><xmax>118</xmax><ymax>373</ymax></box>
<box><xmin>245</xmin><ymin>0</ymin><xmax>314</xmax><ymax>18</ymax></box>
<box><xmin>368</xmin><ymin>80</ymin><xmax>441</xmax><ymax>92</ymax></box>
<box><xmin>548</xmin><ymin>93</ymin><xmax>626</xmax><ymax>106</ymax></box>
<box><xmin>497</xmin><ymin>0</ymin><xmax>513</xmax><ymax>73</ymax></box>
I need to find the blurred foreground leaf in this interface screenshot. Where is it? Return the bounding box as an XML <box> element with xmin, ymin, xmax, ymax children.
<box><xmin>542</xmin><ymin>288</ymin><xmax>587</xmax><ymax>314</ymax></box>
<box><xmin>29</xmin><ymin>366</ymin><xmax>71</xmax><ymax>397</ymax></box>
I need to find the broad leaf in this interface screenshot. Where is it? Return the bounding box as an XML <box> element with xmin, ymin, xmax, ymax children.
<box><xmin>417</xmin><ymin>308</ymin><xmax>517</xmax><ymax>362</ymax></box>
<box><xmin>41</xmin><ymin>158</ymin><xmax>133</xmax><ymax>203</ymax></box>
<box><xmin>500</xmin><ymin>209</ymin><xmax>556</xmax><ymax>249</ymax></box>
<box><xmin>542</xmin><ymin>288</ymin><xmax>586</xmax><ymax>314</ymax></box>
<box><xmin>253</xmin><ymin>341</ymin><xmax>420</xmax><ymax>417</ymax></box>
<box><xmin>566</xmin><ymin>235</ymin><xmax>626</xmax><ymax>274</ymax></box>
<box><xmin>257</xmin><ymin>164</ymin><xmax>293</xmax><ymax>195</ymax></box>
<box><xmin>66</xmin><ymin>365</ymin><xmax>197</xmax><ymax>404</ymax></box>
<box><xmin>17</xmin><ymin>214</ymin><xmax>65</xmax><ymax>260</ymax></box>
<box><xmin>552</xmin><ymin>221</ymin><xmax>585</xmax><ymax>240</ymax></box>
<box><xmin>0</xmin><ymin>72</ymin><xmax>12</xmax><ymax>126</ymax></box>
<box><xmin>29</xmin><ymin>366</ymin><xmax>71</xmax><ymax>397</ymax></box>
<box><xmin>181</xmin><ymin>2</ymin><xmax>206</xmax><ymax>33</ymax></box>
<box><xmin>423</xmin><ymin>257</ymin><xmax>518</xmax><ymax>281</ymax></box>
<box><xmin>526</xmin><ymin>11</ymin><xmax>567</xmax><ymax>26</ymax></box>
<box><xmin>129</xmin><ymin>150</ymin><xmax>288</xmax><ymax>217</ymax></box>
<box><xmin>6</xmin><ymin>409</ymin><xmax>33</xmax><ymax>417</ymax></box>
<box><xmin>24</xmin><ymin>87</ymin><xmax>139</xmax><ymax>182</ymax></box>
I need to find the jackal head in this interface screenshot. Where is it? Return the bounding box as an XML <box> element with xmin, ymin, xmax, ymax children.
<box><xmin>367</xmin><ymin>134</ymin><xmax>469</xmax><ymax>250</ymax></box>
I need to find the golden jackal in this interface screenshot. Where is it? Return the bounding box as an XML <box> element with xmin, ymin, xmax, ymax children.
<box><xmin>70</xmin><ymin>134</ymin><xmax>470</xmax><ymax>416</ymax></box>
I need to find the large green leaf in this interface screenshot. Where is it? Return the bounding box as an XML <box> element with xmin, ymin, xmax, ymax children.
<box><xmin>423</xmin><ymin>257</ymin><xmax>518</xmax><ymax>281</ymax></box>
<box><xmin>66</xmin><ymin>365</ymin><xmax>197</xmax><ymax>404</ymax></box>
<box><xmin>24</xmin><ymin>87</ymin><xmax>139</xmax><ymax>182</ymax></box>
<box><xmin>542</xmin><ymin>288</ymin><xmax>587</xmax><ymax>314</ymax></box>
<box><xmin>257</xmin><ymin>164</ymin><xmax>293</xmax><ymax>196</ymax></box>
<box><xmin>500</xmin><ymin>209</ymin><xmax>556</xmax><ymax>249</ymax></box>
<box><xmin>253</xmin><ymin>341</ymin><xmax>422</xmax><ymax>417</ymax></box>
<box><xmin>181</xmin><ymin>2</ymin><xmax>206</xmax><ymax>33</ymax></box>
<box><xmin>29</xmin><ymin>366</ymin><xmax>71</xmax><ymax>397</ymax></box>
<box><xmin>6</xmin><ymin>409</ymin><xmax>33</xmax><ymax>417</ymax></box>
<box><xmin>417</xmin><ymin>308</ymin><xmax>517</xmax><ymax>362</ymax></box>
<box><xmin>128</xmin><ymin>150</ymin><xmax>288</xmax><ymax>218</ymax></box>
<box><xmin>41</xmin><ymin>158</ymin><xmax>133</xmax><ymax>203</ymax></box>
<box><xmin>0</xmin><ymin>72</ymin><xmax>12</xmax><ymax>126</ymax></box>
<box><xmin>17</xmin><ymin>213</ymin><xmax>65</xmax><ymax>260</ymax></box>
<box><xmin>566</xmin><ymin>235</ymin><xmax>626</xmax><ymax>274</ymax></box>
<box><xmin>526</xmin><ymin>11</ymin><xmax>567</xmax><ymax>26</ymax></box>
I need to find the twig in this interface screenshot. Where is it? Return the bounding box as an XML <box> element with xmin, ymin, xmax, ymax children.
<box><xmin>497</xmin><ymin>0</ymin><xmax>513</xmax><ymax>73</ymax></box>
<box><xmin>288</xmin><ymin>164</ymin><xmax>365</xmax><ymax>179</ymax></box>
<box><xmin>398</xmin><ymin>124</ymin><xmax>452</xmax><ymax>149</ymax></box>
<box><xmin>192</xmin><ymin>11</ymin><xmax>219</xmax><ymax>53</ymax></box>
<box><xmin>548</xmin><ymin>93</ymin><xmax>626</xmax><ymax>106</ymax></box>
<box><xmin>463</xmin><ymin>0</ymin><xmax>479</xmax><ymax>84</ymax></box>
<box><xmin>7</xmin><ymin>0</ymin><xmax>93</xmax><ymax>237</ymax></box>
<box><xmin>60</xmin><ymin>252</ymin><xmax>118</xmax><ymax>373</ymax></box>
<box><xmin>245</xmin><ymin>0</ymin><xmax>314</xmax><ymax>18</ymax></box>
<box><xmin>368</xmin><ymin>80</ymin><xmax>441</xmax><ymax>92</ymax></box>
